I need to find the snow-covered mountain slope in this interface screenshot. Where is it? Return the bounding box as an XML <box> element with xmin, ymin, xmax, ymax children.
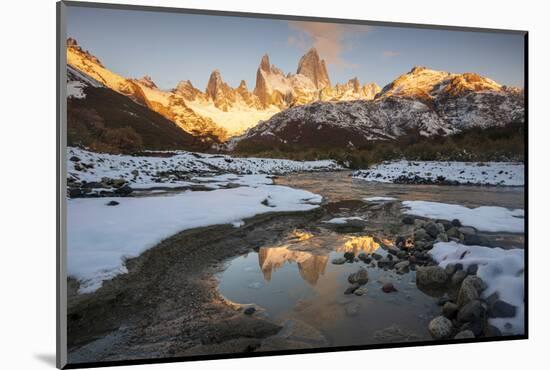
<box><xmin>230</xmin><ymin>98</ymin><xmax>452</xmax><ymax>150</ymax></box>
<box><xmin>232</xmin><ymin>67</ymin><xmax>524</xmax><ymax>150</ymax></box>
<box><xmin>67</xmin><ymin>38</ymin><xmax>227</xmax><ymax>141</ymax></box>
<box><xmin>66</xmin><ymin>66</ymin><xmax>208</xmax><ymax>152</ymax></box>
<box><xmin>67</xmin><ymin>39</ymin><xmax>382</xmax><ymax>139</ymax></box>
<box><xmin>377</xmin><ymin>66</ymin><xmax>503</xmax><ymax>101</ymax></box>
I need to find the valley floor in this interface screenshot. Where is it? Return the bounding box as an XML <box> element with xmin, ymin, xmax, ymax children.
<box><xmin>65</xmin><ymin>148</ymin><xmax>526</xmax><ymax>365</ymax></box>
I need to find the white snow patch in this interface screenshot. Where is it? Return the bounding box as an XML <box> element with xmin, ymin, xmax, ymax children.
<box><xmin>430</xmin><ymin>241</ymin><xmax>524</xmax><ymax>335</ymax></box>
<box><xmin>323</xmin><ymin>216</ymin><xmax>365</xmax><ymax>225</ymax></box>
<box><xmin>67</xmin><ymin>147</ymin><xmax>341</xmax><ymax>191</ymax></box>
<box><xmin>67</xmin><ymin>81</ymin><xmax>86</xmax><ymax>99</ymax></box>
<box><xmin>353</xmin><ymin>161</ymin><xmax>524</xmax><ymax>186</ymax></box>
<box><xmin>68</xmin><ymin>185</ymin><xmax>322</xmax><ymax>293</ymax></box>
<box><xmin>364</xmin><ymin>196</ymin><xmax>397</xmax><ymax>202</ymax></box>
<box><xmin>402</xmin><ymin>201</ymin><xmax>524</xmax><ymax>233</ymax></box>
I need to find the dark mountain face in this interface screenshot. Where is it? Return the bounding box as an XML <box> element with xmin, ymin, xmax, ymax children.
<box><xmin>66</xmin><ymin>67</ymin><xmax>213</xmax><ymax>153</ymax></box>
<box><xmin>232</xmin><ymin>88</ymin><xmax>524</xmax><ymax>152</ymax></box>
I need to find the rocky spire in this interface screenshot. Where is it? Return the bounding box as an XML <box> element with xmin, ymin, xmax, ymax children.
<box><xmin>259</xmin><ymin>54</ymin><xmax>271</xmax><ymax>73</ymax></box>
<box><xmin>205</xmin><ymin>70</ymin><xmax>236</xmax><ymax>111</ymax></box>
<box><xmin>297</xmin><ymin>48</ymin><xmax>331</xmax><ymax>89</ymax></box>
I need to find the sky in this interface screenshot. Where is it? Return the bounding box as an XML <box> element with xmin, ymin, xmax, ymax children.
<box><xmin>67</xmin><ymin>6</ymin><xmax>525</xmax><ymax>91</ymax></box>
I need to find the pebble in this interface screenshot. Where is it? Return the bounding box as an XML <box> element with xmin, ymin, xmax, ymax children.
<box><xmin>382</xmin><ymin>283</ymin><xmax>397</xmax><ymax>293</ymax></box>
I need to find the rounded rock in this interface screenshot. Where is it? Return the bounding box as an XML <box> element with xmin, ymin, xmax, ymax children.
<box><xmin>428</xmin><ymin>316</ymin><xmax>454</xmax><ymax>339</ymax></box>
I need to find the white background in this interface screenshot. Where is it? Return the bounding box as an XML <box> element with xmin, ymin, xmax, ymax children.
<box><xmin>0</xmin><ymin>0</ymin><xmax>547</xmax><ymax>368</ymax></box>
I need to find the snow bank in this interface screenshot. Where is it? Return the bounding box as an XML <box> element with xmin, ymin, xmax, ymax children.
<box><xmin>68</xmin><ymin>185</ymin><xmax>322</xmax><ymax>293</ymax></box>
<box><xmin>353</xmin><ymin>161</ymin><xmax>524</xmax><ymax>186</ymax></box>
<box><xmin>364</xmin><ymin>196</ymin><xmax>397</xmax><ymax>202</ymax></box>
<box><xmin>402</xmin><ymin>201</ymin><xmax>524</xmax><ymax>233</ymax></box>
<box><xmin>323</xmin><ymin>216</ymin><xmax>365</xmax><ymax>224</ymax></box>
<box><xmin>68</xmin><ymin>147</ymin><xmax>341</xmax><ymax>191</ymax></box>
<box><xmin>430</xmin><ymin>241</ymin><xmax>524</xmax><ymax>335</ymax></box>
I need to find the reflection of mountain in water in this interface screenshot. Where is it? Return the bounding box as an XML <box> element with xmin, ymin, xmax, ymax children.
<box><xmin>258</xmin><ymin>246</ymin><xmax>328</xmax><ymax>285</ymax></box>
<box><xmin>337</xmin><ymin>236</ymin><xmax>381</xmax><ymax>255</ymax></box>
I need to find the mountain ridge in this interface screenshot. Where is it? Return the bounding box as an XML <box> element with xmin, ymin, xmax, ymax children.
<box><xmin>66</xmin><ymin>39</ymin><xmax>382</xmax><ymax>137</ymax></box>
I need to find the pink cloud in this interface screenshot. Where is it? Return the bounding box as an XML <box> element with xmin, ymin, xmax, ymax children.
<box><xmin>288</xmin><ymin>21</ymin><xmax>369</xmax><ymax>69</ymax></box>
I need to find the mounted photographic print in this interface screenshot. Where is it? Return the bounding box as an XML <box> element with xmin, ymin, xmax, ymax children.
<box><xmin>56</xmin><ymin>1</ymin><xmax>527</xmax><ymax>368</ymax></box>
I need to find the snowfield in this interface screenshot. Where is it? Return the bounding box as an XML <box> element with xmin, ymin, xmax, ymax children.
<box><xmin>67</xmin><ymin>147</ymin><xmax>342</xmax><ymax>192</ymax></box>
<box><xmin>68</xmin><ymin>183</ymin><xmax>323</xmax><ymax>293</ymax></box>
<box><xmin>353</xmin><ymin>160</ymin><xmax>524</xmax><ymax>186</ymax></box>
<box><xmin>402</xmin><ymin>200</ymin><xmax>524</xmax><ymax>233</ymax></box>
<box><xmin>430</xmin><ymin>241</ymin><xmax>524</xmax><ymax>335</ymax></box>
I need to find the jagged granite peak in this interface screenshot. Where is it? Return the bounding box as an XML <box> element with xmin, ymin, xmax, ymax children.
<box><xmin>205</xmin><ymin>69</ymin><xmax>238</xmax><ymax>111</ymax></box>
<box><xmin>173</xmin><ymin>79</ymin><xmax>205</xmax><ymax>101</ymax></box>
<box><xmin>66</xmin><ymin>37</ymin><xmax>104</xmax><ymax>68</ymax></box>
<box><xmin>136</xmin><ymin>75</ymin><xmax>157</xmax><ymax>89</ymax></box>
<box><xmin>237</xmin><ymin>80</ymin><xmax>248</xmax><ymax>91</ymax></box>
<box><xmin>260</xmin><ymin>54</ymin><xmax>271</xmax><ymax>72</ymax></box>
<box><xmin>297</xmin><ymin>48</ymin><xmax>331</xmax><ymax>89</ymax></box>
<box><xmin>67</xmin><ymin>37</ymin><xmax>78</xmax><ymax>47</ymax></box>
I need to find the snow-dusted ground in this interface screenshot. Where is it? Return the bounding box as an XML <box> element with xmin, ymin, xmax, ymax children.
<box><xmin>353</xmin><ymin>160</ymin><xmax>524</xmax><ymax>186</ymax></box>
<box><xmin>68</xmin><ymin>147</ymin><xmax>341</xmax><ymax>192</ymax></box>
<box><xmin>402</xmin><ymin>200</ymin><xmax>524</xmax><ymax>233</ymax></box>
<box><xmin>430</xmin><ymin>242</ymin><xmax>524</xmax><ymax>335</ymax></box>
<box><xmin>68</xmin><ymin>183</ymin><xmax>322</xmax><ymax>293</ymax></box>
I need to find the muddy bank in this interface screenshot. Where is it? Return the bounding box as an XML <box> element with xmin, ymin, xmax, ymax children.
<box><xmin>67</xmin><ymin>207</ymin><xmax>327</xmax><ymax>364</ymax></box>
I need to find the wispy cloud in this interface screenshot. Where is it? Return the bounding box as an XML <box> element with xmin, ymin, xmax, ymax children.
<box><xmin>288</xmin><ymin>21</ymin><xmax>369</xmax><ymax>69</ymax></box>
<box><xmin>382</xmin><ymin>50</ymin><xmax>400</xmax><ymax>58</ymax></box>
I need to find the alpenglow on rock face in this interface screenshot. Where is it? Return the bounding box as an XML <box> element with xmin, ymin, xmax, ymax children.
<box><xmin>296</xmin><ymin>48</ymin><xmax>331</xmax><ymax>89</ymax></box>
<box><xmin>67</xmin><ymin>39</ymin><xmax>382</xmax><ymax>138</ymax></box>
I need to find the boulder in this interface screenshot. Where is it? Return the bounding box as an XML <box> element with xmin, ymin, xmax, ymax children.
<box><xmin>344</xmin><ymin>284</ymin><xmax>360</xmax><ymax>295</ymax></box>
<box><xmin>451</xmin><ymin>219</ymin><xmax>462</xmax><ymax>227</ymax></box>
<box><xmin>343</xmin><ymin>251</ymin><xmax>355</xmax><ymax>261</ymax></box>
<box><xmin>402</xmin><ymin>216</ymin><xmax>415</xmax><ymax>225</ymax></box>
<box><xmin>444</xmin><ymin>263</ymin><xmax>457</xmax><ymax>276</ymax></box>
<box><xmin>414</xmin><ymin>229</ymin><xmax>430</xmax><ymax>242</ymax></box>
<box><xmin>437</xmin><ymin>233</ymin><xmax>449</xmax><ymax>242</ymax></box>
<box><xmin>457</xmin><ymin>276</ymin><xmax>486</xmax><ymax>307</ymax></box>
<box><xmin>489</xmin><ymin>300</ymin><xmax>517</xmax><ymax>318</ymax></box>
<box><xmin>437</xmin><ymin>219</ymin><xmax>453</xmax><ymax>231</ymax></box>
<box><xmin>451</xmin><ymin>270</ymin><xmax>467</xmax><ymax>286</ymax></box>
<box><xmin>331</xmin><ymin>257</ymin><xmax>346</xmax><ymax>265</ymax></box>
<box><xmin>424</xmin><ymin>222</ymin><xmax>440</xmax><ymax>238</ymax></box>
<box><xmin>457</xmin><ymin>300</ymin><xmax>485</xmax><ymax>323</ymax></box>
<box><xmin>442</xmin><ymin>302</ymin><xmax>459</xmax><ymax>319</ymax></box>
<box><xmin>348</xmin><ymin>267</ymin><xmax>369</xmax><ymax>285</ymax></box>
<box><xmin>428</xmin><ymin>316</ymin><xmax>453</xmax><ymax>339</ymax></box>
<box><xmin>416</xmin><ymin>266</ymin><xmax>449</xmax><ymax>288</ymax></box>
<box><xmin>446</xmin><ymin>227</ymin><xmax>461</xmax><ymax>239</ymax></box>
<box><xmin>395</xmin><ymin>261</ymin><xmax>410</xmax><ymax>274</ymax></box>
